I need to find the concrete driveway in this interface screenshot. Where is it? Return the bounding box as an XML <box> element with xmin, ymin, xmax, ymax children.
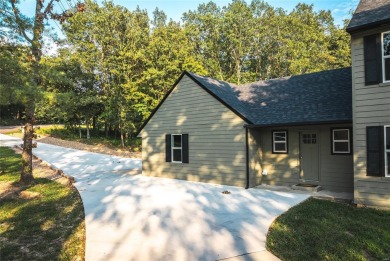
<box><xmin>0</xmin><ymin>134</ymin><xmax>309</xmax><ymax>260</ymax></box>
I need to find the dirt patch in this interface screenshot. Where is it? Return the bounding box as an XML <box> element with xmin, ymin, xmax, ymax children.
<box><xmin>0</xmin><ymin>125</ymin><xmax>23</xmax><ymax>134</ymax></box>
<box><xmin>19</xmin><ymin>191</ymin><xmax>41</xmax><ymax>200</ymax></box>
<box><xmin>0</xmin><ymin>182</ymin><xmax>21</xmax><ymax>199</ymax></box>
<box><xmin>1</xmin><ymin>125</ymin><xmax>141</xmax><ymax>158</ymax></box>
<box><xmin>0</xmin><ymin>124</ymin><xmax>58</xmax><ymax>134</ymax></box>
<box><xmin>37</xmin><ymin>136</ymin><xmax>141</xmax><ymax>158</ymax></box>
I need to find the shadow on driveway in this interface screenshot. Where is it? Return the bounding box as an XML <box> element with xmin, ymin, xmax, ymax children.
<box><xmin>0</xmin><ymin>134</ymin><xmax>309</xmax><ymax>260</ymax></box>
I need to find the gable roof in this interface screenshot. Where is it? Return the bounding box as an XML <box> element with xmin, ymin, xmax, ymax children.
<box><xmin>188</xmin><ymin>68</ymin><xmax>352</xmax><ymax>127</ymax></box>
<box><xmin>346</xmin><ymin>0</ymin><xmax>390</xmax><ymax>33</ymax></box>
<box><xmin>137</xmin><ymin>68</ymin><xmax>352</xmax><ymax>135</ymax></box>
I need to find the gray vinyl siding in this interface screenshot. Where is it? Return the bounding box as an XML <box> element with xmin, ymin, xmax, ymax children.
<box><xmin>139</xmin><ymin>75</ymin><xmax>247</xmax><ymax>187</ymax></box>
<box><xmin>356</xmin><ymin>179</ymin><xmax>390</xmax><ymax>208</ymax></box>
<box><xmin>351</xmin><ymin>25</ymin><xmax>390</xmax><ymax>208</ymax></box>
<box><xmin>249</xmin><ymin>124</ymin><xmax>354</xmax><ymax>192</ymax></box>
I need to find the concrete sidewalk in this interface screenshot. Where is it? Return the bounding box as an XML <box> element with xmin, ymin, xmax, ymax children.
<box><xmin>1</xmin><ymin>134</ymin><xmax>308</xmax><ymax>260</ymax></box>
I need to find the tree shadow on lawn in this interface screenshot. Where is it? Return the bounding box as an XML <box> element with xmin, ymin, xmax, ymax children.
<box><xmin>0</xmin><ymin>178</ymin><xmax>85</xmax><ymax>261</ymax></box>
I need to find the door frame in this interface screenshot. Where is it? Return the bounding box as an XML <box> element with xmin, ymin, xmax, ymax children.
<box><xmin>298</xmin><ymin>130</ymin><xmax>320</xmax><ymax>183</ymax></box>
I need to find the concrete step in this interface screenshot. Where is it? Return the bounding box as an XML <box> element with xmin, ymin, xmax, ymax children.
<box><xmin>291</xmin><ymin>184</ymin><xmax>322</xmax><ymax>192</ymax></box>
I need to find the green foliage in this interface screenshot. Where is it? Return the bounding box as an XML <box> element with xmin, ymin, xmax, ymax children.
<box><xmin>267</xmin><ymin>198</ymin><xmax>390</xmax><ymax>260</ymax></box>
<box><xmin>184</xmin><ymin>0</ymin><xmax>351</xmax><ymax>82</ymax></box>
<box><xmin>0</xmin><ymin>0</ymin><xmax>72</xmax><ymax>182</ymax></box>
<box><xmin>142</xmin><ymin>17</ymin><xmax>206</xmax><ymax>107</ymax></box>
<box><xmin>61</xmin><ymin>0</ymin><xmax>206</xmax><ymax>143</ymax></box>
<box><xmin>1</xmin><ymin>0</ymin><xmax>352</xmax><ymax>139</ymax></box>
<box><xmin>64</xmin><ymin>0</ymin><xmax>151</xmax><ymax>139</ymax></box>
<box><xmin>0</xmin><ymin>43</ymin><xmax>33</xmax><ymax>106</ymax></box>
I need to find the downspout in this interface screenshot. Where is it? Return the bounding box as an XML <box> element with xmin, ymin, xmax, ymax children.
<box><xmin>245</xmin><ymin>126</ymin><xmax>250</xmax><ymax>189</ymax></box>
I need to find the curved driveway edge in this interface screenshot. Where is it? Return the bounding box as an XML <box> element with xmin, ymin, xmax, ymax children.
<box><xmin>0</xmin><ymin>134</ymin><xmax>309</xmax><ymax>260</ymax></box>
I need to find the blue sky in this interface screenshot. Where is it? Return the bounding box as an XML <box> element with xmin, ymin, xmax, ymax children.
<box><xmin>19</xmin><ymin>0</ymin><xmax>359</xmax><ymax>27</ymax></box>
<box><xmin>115</xmin><ymin>0</ymin><xmax>359</xmax><ymax>26</ymax></box>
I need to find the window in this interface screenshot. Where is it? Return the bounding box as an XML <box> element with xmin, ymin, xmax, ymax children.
<box><xmin>385</xmin><ymin>126</ymin><xmax>390</xmax><ymax>177</ymax></box>
<box><xmin>363</xmin><ymin>32</ymin><xmax>390</xmax><ymax>85</ymax></box>
<box><xmin>332</xmin><ymin>128</ymin><xmax>351</xmax><ymax>154</ymax></box>
<box><xmin>383</xmin><ymin>32</ymin><xmax>390</xmax><ymax>83</ymax></box>
<box><xmin>172</xmin><ymin>134</ymin><xmax>182</xmax><ymax>163</ymax></box>
<box><xmin>272</xmin><ymin>130</ymin><xmax>288</xmax><ymax>154</ymax></box>
<box><xmin>364</xmin><ymin>34</ymin><xmax>380</xmax><ymax>85</ymax></box>
<box><xmin>302</xmin><ymin>133</ymin><xmax>317</xmax><ymax>144</ymax></box>
<box><xmin>366</xmin><ymin>126</ymin><xmax>389</xmax><ymax>177</ymax></box>
<box><xmin>165</xmin><ymin>134</ymin><xmax>189</xmax><ymax>163</ymax></box>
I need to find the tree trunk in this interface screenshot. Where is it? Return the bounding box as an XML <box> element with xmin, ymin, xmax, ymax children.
<box><xmin>105</xmin><ymin>121</ymin><xmax>108</xmax><ymax>137</ymax></box>
<box><xmin>20</xmin><ymin>102</ymin><xmax>35</xmax><ymax>184</ymax></box>
<box><xmin>120</xmin><ymin>128</ymin><xmax>125</xmax><ymax>148</ymax></box>
<box><xmin>86</xmin><ymin>119</ymin><xmax>90</xmax><ymax>139</ymax></box>
<box><xmin>20</xmin><ymin>0</ymin><xmax>46</xmax><ymax>184</ymax></box>
<box><xmin>13</xmin><ymin>0</ymin><xmax>61</xmax><ymax>184</ymax></box>
<box><xmin>92</xmin><ymin>116</ymin><xmax>96</xmax><ymax>132</ymax></box>
<box><xmin>236</xmin><ymin>58</ymin><xmax>241</xmax><ymax>85</ymax></box>
<box><xmin>79</xmin><ymin>124</ymin><xmax>82</xmax><ymax>139</ymax></box>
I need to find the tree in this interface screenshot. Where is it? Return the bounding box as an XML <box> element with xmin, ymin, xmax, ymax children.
<box><xmin>142</xmin><ymin>9</ymin><xmax>206</xmax><ymax>108</ymax></box>
<box><xmin>327</xmin><ymin>20</ymin><xmax>352</xmax><ymax>69</ymax></box>
<box><xmin>182</xmin><ymin>0</ymin><xmax>351</xmax><ymax>84</ymax></box>
<box><xmin>64</xmin><ymin>0</ymin><xmax>151</xmax><ymax>146</ymax></box>
<box><xmin>0</xmin><ymin>43</ymin><xmax>31</xmax><ymax>106</ymax></box>
<box><xmin>221</xmin><ymin>0</ymin><xmax>255</xmax><ymax>84</ymax></box>
<box><xmin>0</xmin><ymin>0</ymin><xmax>83</xmax><ymax>183</ymax></box>
<box><xmin>183</xmin><ymin>2</ymin><xmax>225</xmax><ymax>80</ymax></box>
<box><xmin>0</xmin><ymin>43</ymin><xmax>31</xmax><ymax>122</ymax></box>
<box><xmin>36</xmin><ymin>49</ymin><xmax>103</xmax><ymax>132</ymax></box>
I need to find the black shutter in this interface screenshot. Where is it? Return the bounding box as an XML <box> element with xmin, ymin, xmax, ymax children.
<box><xmin>364</xmin><ymin>34</ymin><xmax>382</xmax><ymax>85</ymax></box>
<box><xmin>165</xmin><ymin>134</ymin><xmax>172</xmax><ymax>162</ymax></box>
<box><xmin>366</xmin><ymin>126</ymin><xmax>384</xmax><ymax>176</ymax></box>
<box><xmin>182</xmin><ymin>134</ymin><xmax>189</xmax><ymax>163</ymax></box>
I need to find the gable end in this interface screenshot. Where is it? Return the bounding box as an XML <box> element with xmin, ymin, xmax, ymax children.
<box><xmin>136</xmin><ymin>71</ymin><xmax>252</xmax><ymax>136</ymax></box>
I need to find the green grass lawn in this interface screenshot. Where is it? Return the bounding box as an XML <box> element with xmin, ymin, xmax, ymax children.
<box><xmin>267</xmin><ymin>198</ymin><xmax>390</xmax><ymax>261</ymax></box>
<box><xmin>0</xmin><ymin>147</ymin><xmax>85</xmax><ymax>260</ymax></box>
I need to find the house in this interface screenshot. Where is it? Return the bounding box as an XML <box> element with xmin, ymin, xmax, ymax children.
<box><xmin>346</xmin><ymin>0</ymin><xmax>390</xmax><ymax>208</ymax></box>
<box><xmin>137</xmin><ymin>69</ymin><xmax>354</xmax><ymax>191</ymax></box>
<box><xmin>137</xmin><ymin>0</ymin><xmax>390</xmax><ymax>208</ymax></box>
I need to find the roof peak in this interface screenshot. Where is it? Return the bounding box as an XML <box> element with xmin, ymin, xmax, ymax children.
<box><xmin>346</xmin><ymin>0</ymin><xmax>390</xmax><ymax>33</ymax></box>
<box><xmin>188</xmin><ymin>67</ymin><xmax>352</xmax><ymax>87</ymax></box>
<box><xmin>188</xmin><ymin>67</ymin><xmax>352</xmax><ymax>125</ymax></box>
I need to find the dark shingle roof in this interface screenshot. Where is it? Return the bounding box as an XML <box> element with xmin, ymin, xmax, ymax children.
<box><xmin>346</xmin><ymin>0</ymin><xmax>390</xmax><ymax>33</ymax></box>
<box><xmin>188</xmin><ymin>68</ymin><xmax>352</xmax><ymax>126</ymax></box>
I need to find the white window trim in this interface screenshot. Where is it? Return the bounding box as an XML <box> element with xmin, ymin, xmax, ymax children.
<box><xmin>332</xmin><ymin>129</ymin><xmax>351</xmax><ymax>154</ymax></box>
<box><xmin>385</xmin><ymin>125</ymin><xmax>390</xmax><ymax>177</ymax></box>
<box><xmin>382</xmin><ymin>31</ymin><xmax>390</xmax><ymax>83</ymax></box>
<box><xmin>273</xmin><ymin>131</ymin><xmax>288</xmax><ymax>153</ymax></box>
<box><xmin>171</xmin><ymin>134</ymin><xmax>182</xmax><ymax>163</ymax></box>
